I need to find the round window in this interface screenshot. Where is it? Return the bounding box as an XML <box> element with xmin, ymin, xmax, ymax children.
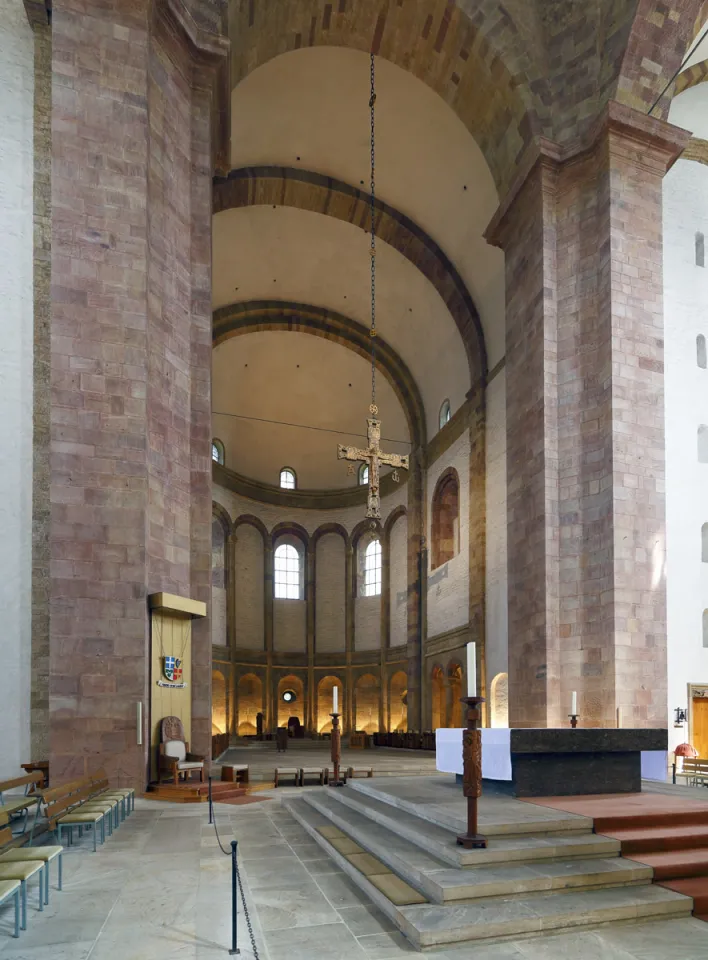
<box><xmin>282</xmin><ymin>690</ymin><xmax>297</xmax><ymax>704</ymax></box>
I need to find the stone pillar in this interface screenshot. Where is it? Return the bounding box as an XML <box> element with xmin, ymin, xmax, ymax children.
<box><xmin>306</xmin><ymin>547</ymin><xmax>315</xmax><ymax>733</ymax></box>
<box><xmin>487</xmin><ymin>103</ymin><xmax>689</xmax><ymax>729</ymax></box>
<box><xmin>264</xmin><ymin>541</ymin><xmax>274</xmax><ymax>731</ymax></box>
<box><xmin>48</xmin><ymin>0</ymin><xmax>227</xmax><ymax>786</ymax></box>
<box><xmin>345</xmin><ymin>543</ymin><xmax>354</xmax><ymax>734</ymax></box>
<box><xmin>468</xmin><ymin>385</ymin><xmax>487</xmax><ymax>724</ymax></box>
<box><xmin>406</xmin><ymin>451</ymin><xmax>425</xmax><ymax>731</ymax></box>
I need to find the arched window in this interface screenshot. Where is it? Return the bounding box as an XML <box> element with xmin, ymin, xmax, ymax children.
<box><xmin>699</xmin><ymin>426</ymin><xmax>708</xmax><ymax>464</ymax></box>
<box><xmin>439</xmin><ymin>399</ymin><xmax>451</xmax><ymax>430</ymax></box>
<box><xmin>431</xmin><ymin>469</ymin><xmax>459</xmax><ymax>569</ymax></box>
<box><xmin>279</xmin><ymin>467</ymin><xmax>296</xmax><ymax>490</ymax></box>
<box><xmin>698</xmin><ymin>336</ymin><xmax>707</xmax><ymax>369</ymax></box>
<box><xmin>363</xmin><ymin>540</ymin><xmax>382</xmax><ymax>597</ymax></box>
<box><xmin>274</xmin><ymin>543</ymin><xmax>300</xmax><ymax>599</ymax></box>
<box><xmin>359</xmin><ymin>463</ymin><xmax>369</xmax><ymax>486</ymax></box>
<box><xmin>212</xmin><ymin>438</ymin><xmax>225</xmax><ymax>465</ymax></box>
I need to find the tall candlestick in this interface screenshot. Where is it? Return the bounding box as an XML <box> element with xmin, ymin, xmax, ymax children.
<box><xmin>333</xmin><ymin>686</ymin><xmax>338</xmax><ymax>714</ymax></box>
<box><xmin>466</xmin><ymin>642</ymin><xmax>476</xmax><ymax>698</ymax></box>
<box><xmin>571</xmin><ymin>691</ymin><xmax>577</xmax><ymax>716</ymax></box>
<box><xmin>617</xmin><ymin>706</ymin><xmax>622</xmax><ymax>728</ymax></box>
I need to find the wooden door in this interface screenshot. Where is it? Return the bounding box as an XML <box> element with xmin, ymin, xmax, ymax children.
<box><xmin>692</xmin><ymin>698</ymin><xmax>708</xmax><ymax>758</ymax></box>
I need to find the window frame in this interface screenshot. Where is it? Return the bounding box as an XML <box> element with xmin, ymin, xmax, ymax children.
<box><xmin>363</xmin><ymin>538</ymin><xmax>382</xmax><ymax>598</ymax></box>
<box><xmin>439</xmin><ymin>399</ymin><xmax>451</xmax><ymax>430</ymax></box>
<box><xmin>212</xmin><ymin>438</ymin><xmax>225</xmax><ymax>465</ymax></box>
<box><xmin>273</xmin><ymin>542</ymin><xmax>301</xmax><ymax>599</ymax></box>
<box><xmin>359</xmin><ymin>463</ymin><xmax>369</xmax><ymax>486</ymax></box>
<box><xmin>279</xmin><ymin>467</ymin><xmax>297</xmax><ymax>490</ymax></box>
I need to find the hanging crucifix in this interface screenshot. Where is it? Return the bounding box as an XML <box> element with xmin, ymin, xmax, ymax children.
<box><xmin>338</xmin><ymin>406</ymin><xmax>409</xmax><ymax>520</ymax></box>
<box><xmin>336</xmin><ymin>53</ymin><xmax>409</xmax><ymax>519</ymax></box>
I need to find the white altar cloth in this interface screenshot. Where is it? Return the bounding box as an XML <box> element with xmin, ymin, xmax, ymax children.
<box><xmin>435</xmin><ymin>728</ymin><xmax>668</xmax><ymax>783</ymax></box>
<box><xmin>436</xmin><ymin>728</ymin><xmax>512</xmax><ymax>780</ymax></box>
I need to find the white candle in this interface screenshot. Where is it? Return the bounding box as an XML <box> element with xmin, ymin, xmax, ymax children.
<box><xmin>571</xmin><ymin>691</ymin><xmax>577</xmax><ymax>716</ymax></box>
<box><xmin>466</xmin><ymin>642</ymin><xmax>476</xmax><ymax>697</ymax></box>
<box><xmin>617</xmin><ymin>706</ymin><xmax>622</xmax><ymax>728</ymax></box>
<box><xmin>333</xmin><ymin>686</ymin><xmax>338</xmax><ymax>714</ymax></box>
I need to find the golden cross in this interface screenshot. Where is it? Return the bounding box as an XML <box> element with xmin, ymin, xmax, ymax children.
<box><xmin>338</xmin><ymin>411</ymin><xmax>409</xmax><ymax>519</ymax></box>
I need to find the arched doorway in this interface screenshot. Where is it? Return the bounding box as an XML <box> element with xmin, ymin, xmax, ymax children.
<box><xmin>317</xmin><ymin>675</ymin><xmax>342</xmax><ymax>734</ymax></box>
<box><xmin>389</xmin><ymin>671</ymin><xmax>407</xmax><ymax>732</ymax></box>
<box><xmin>431</xmin><ymin>666</ymin><xmax>446</xmax><ymax>730</ymax></box>
<box><xmin>237</xmin><ymin>673</ymin><xmax>262</xmax><ymax>736</ymax></box>
<box><xmin>212</xmin><ymin>669</ymin><xmax>227</xmax><ymax>735</ymax></box>
<box><xmin>490</xmin><ymin>672</ymin><xmax>509</xmax><ymax>728</ymax></box>
<box><xmin>277</xmin><ymin>674</ymin><xmax>305</xmax><ymax>729</ymax></box>
<box><xmin>449</xmin><ymin>663</ymin><xmax>463</xmax><ymax>728</ymax></box>
<box><xmin>355</xmin><ymin>674</ymin><xmax>380</xmax><ymax>733</ymax></box>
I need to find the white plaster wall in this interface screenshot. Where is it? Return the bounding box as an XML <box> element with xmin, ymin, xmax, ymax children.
<box><xmin>485</xmin><ymin>371</ymin><xmax>509</xmax><ymax>698</ymax></box>
<box><xmin>426</xmin><ymin>432</ymin><xmax>470</xmax><ymax>638</ymax></box>
<box><xmin>664</xmin><ymin>143</ymin><xmax>708</xmax><ymax>753</ymax></box>
<box><xmin>315</xmin><ymin>533</ymin><xmax>345</xmax><ymax>653</ymax></box>
<box><xmin>0</xmin><ymin>3</ymin><xmax>33</xmax><ymax>778</ymax></box>
<box><xmin>389</xmin><ymin>511</ymin><xmax>408</xmax><ymax>649</ymax></box>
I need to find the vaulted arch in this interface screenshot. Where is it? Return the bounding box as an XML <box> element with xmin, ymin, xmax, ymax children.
<box><xmin>228</xmin><ymin>11</ymin><xmax>541</xmax><ymax>194</ymax></box>
<box><xmin>213</xmin><ymin>300</ymin><xmax>427</xmax><ymax>449</ymax></box>
<box><xmin>213</xmin><ymin>169</ymin><xmax>486</xmax><ymax>385</ymax></box>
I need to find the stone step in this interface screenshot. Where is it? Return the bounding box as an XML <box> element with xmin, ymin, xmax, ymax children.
<box><xmin>285</xmin><ymin>797</ymin><xmax>692</xmax><ymax>949</ymax></box>
<box><xmin>347</xmin><ymin>777</ymin><xmax>594</xmax><ymax>837</ymax></box>
<box><xmin>399</xmin><ymin>883</ymin><xmax>692</xmax><ymax>949</ymax></box>
<box><xmin>298</xmin><ymin>789</ymin><xmax>646</xmax><ymax>903</ymax></box>
<box><xmin>313</xmin><ymin>784</ymin><xmax>621</xmax><ymax>869</ymax></box>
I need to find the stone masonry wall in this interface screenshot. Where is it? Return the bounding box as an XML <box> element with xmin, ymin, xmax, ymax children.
<box><xmin>48</xmin><ymin>0</ymin><xmax>221</xmax><ymax>786</ymax></box>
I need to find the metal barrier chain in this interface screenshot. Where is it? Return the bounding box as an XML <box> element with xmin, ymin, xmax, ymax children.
<box><xmin>236</xmin><ymin>858</ymin><xmax>260</xmax><ymax>960</ymax></box>
<box><xmin>208</xmin><ymin>779</ymin><xmax>261</xmax><ymax>958</ymax></box>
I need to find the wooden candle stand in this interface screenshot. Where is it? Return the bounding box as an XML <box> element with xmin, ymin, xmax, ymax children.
<box><xmin>569</xmin><ymin>714</ymin><xmax>579</xmax><ymax>729</ymax></box>
<box><xmin>329</xmin><ymin>712</ymin><xmax>345</xmax><ymax>787</ymax></box>
<box><xmin>456</xmin><ymin>696</ymin><xmax>487</xmax><ymax>849</ymax></box>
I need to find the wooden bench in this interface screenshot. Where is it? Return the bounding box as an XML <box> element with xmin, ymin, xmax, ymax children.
<box><xmin>220</xmin><ymin>764</ymin><xmax>249</xmax><ymax>786</ymax></box>
<box><xmin>0</xmin><ymin>812</ymin><xmax>47</xmax><ymax>932</ymax></box>
<box><xmin>299</xmin><ymin>767</ymin><xmax>326</xmax><ymax>786</ymax></box>
<box><xmin>40</xmin><ymin>771</ymin><xmax>130</xmax><ymax>852</ymax></box>
<box><xmin>346</xmin><ymin>767</ymin><xmax>373</xmax><ymax>780</ymax></box>
<box><xmin>0</xmin><ymin>774</ymin><xmax>44</xmax><ymax>840</ymax></box>
<box><xmin>676</xmin><ymin>758</ymin><xmax>708</xmax><ymax>786</ymax></box>
<box><xmin>274</xmin><ymin>768</ymin><xmax>299</xmax><ymax>787</ymax></box>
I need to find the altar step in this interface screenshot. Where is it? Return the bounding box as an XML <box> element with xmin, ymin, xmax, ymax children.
<box><xmin>283</xmin><ymin>783</ymin><xmax>693</xmax><ymax>949</ymax></box>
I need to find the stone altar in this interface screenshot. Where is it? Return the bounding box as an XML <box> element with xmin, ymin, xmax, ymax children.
<box><xmin>436</xmin><ymin>728</ymin><xmax>668</xmax><ymax>796</ymax></box>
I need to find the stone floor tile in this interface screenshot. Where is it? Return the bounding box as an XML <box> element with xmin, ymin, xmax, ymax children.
<box><xmin>356</xmin><ymin>930</ymin><xmax>419</xmax><ymax>958</ymax></box>
<box><xmin>248</xmin><ymin>882</ymin><xmax>339</xmax><ymax>931</ymax></box>
<box><xmin>337</xmin><ymin>904</ymin><xmax>397</xmax><ymax>937</ymax></box>
<box><xmin>316</xmin><ymin>872</ymin><xmax>375</xmax><ymax>908</ymax></box>
<box><xmin>305</xmin><ymin>859</ymin><xmax>345</xmax><ymax>876</ymax></box>
<box><xmin>265</xmin><ymin>921</ymin><xmax>368</xmax><ymax>960</ymax></box>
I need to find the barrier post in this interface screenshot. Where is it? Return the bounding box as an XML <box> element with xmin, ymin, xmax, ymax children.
<box><xmin>229</xmin><ymin>840</ymin><xmax>239</xmax><ymax>955</ymax></box>
<box><xmin>208</xmin><ymin>776</ymin><xmax>213</xmax><ymax>825</ymax></box>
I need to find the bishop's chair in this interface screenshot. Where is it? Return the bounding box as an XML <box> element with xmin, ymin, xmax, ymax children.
<box><xmin>158</xmin><ymin>716</ymin><xmax>205</xmax><ymax>785</ymax></box>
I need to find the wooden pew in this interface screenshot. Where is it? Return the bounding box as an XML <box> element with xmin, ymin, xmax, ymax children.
<box><xmin>676</xmin><ymin>758</ymin><xmax>708</xmax><ymax>786</ymax></box>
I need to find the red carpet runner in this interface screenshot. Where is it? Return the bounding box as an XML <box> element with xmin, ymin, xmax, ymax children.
<box><xmin>524</xmin><ymin>792</ymin><xmax>708</xmax><ymax>921</ymax></box>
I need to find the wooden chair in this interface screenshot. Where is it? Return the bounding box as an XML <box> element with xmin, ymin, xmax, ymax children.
<box><xmin>158</xmin><ymin>716</ymin><xmax>205</xmax><ymax>785</ymax></box>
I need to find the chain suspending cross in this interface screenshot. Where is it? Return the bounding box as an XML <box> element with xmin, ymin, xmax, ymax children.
<box><xmin>336</xmin><ymin>52</ymin><xmax>409</xmax><ymax>519</ymax></box>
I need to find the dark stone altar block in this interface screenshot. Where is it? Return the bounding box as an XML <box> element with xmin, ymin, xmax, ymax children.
<box><xmin>486</xmin><ymin>729</ymin><xmax>668</xmax><ymax>797</ymax></box>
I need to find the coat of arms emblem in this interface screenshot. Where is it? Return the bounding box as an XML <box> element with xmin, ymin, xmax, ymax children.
<box><xmin>163</xmin><ymin>656</ymin><xmax>183</xmax><ymax>683</ymax></box>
